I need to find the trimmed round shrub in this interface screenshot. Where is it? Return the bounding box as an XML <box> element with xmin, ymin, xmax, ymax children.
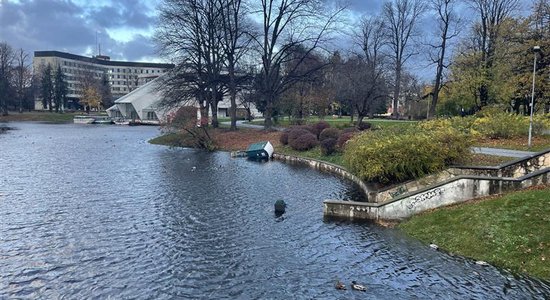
<box><xmin>289</xmin><ymin>132</ymin><xmax>318</xmax><ymax>151</ymax></box>
<box><xmin>287</xmin><ymin>128</ymin><xmax>311</xmax><ymax>145</ymax></box>
<box><xmin>337</xmin><ymin>131</ymin><xmax>356</xmax><ymax>149</ymax></box>
<box><xmin>319</xmin><ymin>127</ymin><xmax>340</xmax><ymax>142</ymax></box>
<box><xmin>280</xmin><ymin>129</ymin><xmax>290</xmax><ymax>145</ymax></box>
<box><xmin>357</xmin><ymin>121</ymin><xmax>372</xmax><ymax>131</ymax></box>
<box><xmin>320</xmin><ymin>138</ymin><xmax>337</xmax><ymax>155</ymax></box>
<box><xmin>313</xmin><ymin>121</ymin><xmax>330</xmax><ymax>137</ymax></box>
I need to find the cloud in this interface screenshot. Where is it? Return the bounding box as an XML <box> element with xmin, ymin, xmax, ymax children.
<box><xmin>86</xmin><ymin>0</ymin><xmax>156</xmax><ymax>30</ymax></box>
<box><xmin>0</xmin><ymin>0</ymin><xmax>159</xmax><ymax>62</ymax></box>
<box><xmin>0</xmin><ymin>0</ymin><xmax>535</xmax><ymax>71</ymax></box>
<box><xmin>103</xmin><ymin>34</ymin><xmax>158</xmax><ymax>62</ymax></box>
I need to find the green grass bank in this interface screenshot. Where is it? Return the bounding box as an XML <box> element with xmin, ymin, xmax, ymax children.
<box><xmin>0</xmin><ymin>111</ymin><xmax>96</xmax><ymax>123</ymax></box>
<box><xmin>399</xmin><ymin>186</ymin><xmax>550</xmax><ymax>280</ymax></box>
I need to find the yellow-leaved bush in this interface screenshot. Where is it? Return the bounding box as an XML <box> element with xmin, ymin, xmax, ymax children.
<box><xmin>343</xmin><ymin>121</ymin><xmax>473</xmax><ymax>183</ymax></box>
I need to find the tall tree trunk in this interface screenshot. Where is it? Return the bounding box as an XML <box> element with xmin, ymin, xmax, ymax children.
<box><xmin>210</xmin><ymin>99</ymin><xmax>219</xmax><ymax>128</ymax></box>
<box><xmin>392</xmin><ymin>64</ymin><xmax>402</xmax><ymax>119</ymax></box>
<box><xmin>264</xmin><ymin>96</ymin><xmax>274</xmax><ymax>129</ymax></box>
<box><xmin>228</xmin><ymin>65</ymin><xmax>237</xmax><ymax>131</ymax></box>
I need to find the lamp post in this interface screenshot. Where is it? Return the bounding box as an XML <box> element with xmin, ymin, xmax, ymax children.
<box><xmin>528</xmin><ymin>46</ymin><xmax>541</xmax><ymax>149</ymax></box>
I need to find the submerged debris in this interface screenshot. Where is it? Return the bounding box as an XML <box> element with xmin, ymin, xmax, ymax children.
<box><xmin>351</xmin><ymin>281</ymin><xmax>367</xmax><ymax>292</ymax></box>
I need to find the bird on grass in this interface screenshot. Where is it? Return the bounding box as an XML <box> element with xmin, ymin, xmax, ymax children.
<box><xmin>351</xmin><ymin>281</ymin><xmax>367</xmax><ymax>292</ymax></box>
<box><xmin>335</xmin><ymin>280</ymin><xmax>346</xmax><ymax>290</ymax></box>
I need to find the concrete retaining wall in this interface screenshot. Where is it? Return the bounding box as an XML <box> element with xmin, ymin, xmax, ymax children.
<box><xmin>376</xmin><ymin>150</ymin><xmax>550</xmax><ymax>203</ymax></box>
<box><xmin>324</xmin><ymin>168</ymin><xmax>550</xmax><ymax>221</ymax></box>
<box><xmin>272</xmin><ymin>153</ymin><xmax>376</xmax><ymax>200</ymax></box>
<box><xmin>273</xmin><ymin>149</ymin><xmax>550</xmax><ymax>221</ymax></box>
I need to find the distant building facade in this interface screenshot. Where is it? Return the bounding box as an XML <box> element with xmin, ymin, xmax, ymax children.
<box><xmin>106</xmin><ymin>76</ymin><xmax>262</xmax><ymax>125</ymax></box>
<box><xmin>33</xmin><ymin>51</ymin><xmax>174</xmax><ymax>110</ymax></box>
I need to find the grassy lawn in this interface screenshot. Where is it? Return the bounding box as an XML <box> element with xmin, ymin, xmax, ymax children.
<box><xmin>250</xmin><ymin>116</ymin><xmax>417</xmax><ymax>130</ymax></box>
<box><xmin>149</xmin><ymin>128</ymin><xmax>348</xmax><ymax>166</ymax></box>
<box><xmin>399</xmin><ymin>185</ymin><xmax>550</xmax><ymax>279</ymax></box>
<box><xmin>0</xmin><ymin>111</ymin><xmax>96</xmax><ymax>123</ymax></box>
<box><xmin>277</xmin><ymin>146</ymin><xmax>345</xmax><ymax>166</ymax></box>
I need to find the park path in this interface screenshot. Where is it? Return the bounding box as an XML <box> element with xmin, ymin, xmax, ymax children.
<box><xmin>221</xmin><ymin>119</ymin><xmax>284</xmax><ymax>131</ymax></box>
<box><xmin>471</xmin><ymin>147</ymin><xmax>536</xmax><ymax>158</ymax></box>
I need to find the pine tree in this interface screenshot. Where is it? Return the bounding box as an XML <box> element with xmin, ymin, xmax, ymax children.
<box><xmin>41</xmin><ymin>64</ymin><xmax>53</xmax><ymax>111</ymax></box>
<box><xmin>53</xmin><ymin>65</ymin><xmax>67</xmax><ymax>112</ymax></box>
<box><xmin>99</xmin><ymin>72</ymin><xmax>112</xmax><ymax>109</ymax></box>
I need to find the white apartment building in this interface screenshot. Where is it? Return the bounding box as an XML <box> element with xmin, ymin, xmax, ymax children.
<box><xmin>33</xmin><ymin>51</ymin><xmax>174</xmax><ymax>110</ymax></box>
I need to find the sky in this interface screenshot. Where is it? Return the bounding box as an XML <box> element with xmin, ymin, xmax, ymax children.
<box><xmin>0</xmin><ymin>0</ymin><xmax>534</xmax><ymax>68</ymax></box>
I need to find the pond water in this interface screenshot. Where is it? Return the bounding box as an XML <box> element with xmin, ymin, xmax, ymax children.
<box><xmin>1</xmin><ymin>122</ymin><xmax>549</xmax><ymax>299</ymax></box>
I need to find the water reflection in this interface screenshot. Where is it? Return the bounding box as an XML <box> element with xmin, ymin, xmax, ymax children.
<box><xmin>0</xmin><ymin>122</ymin><xmax>548</xmax><ymax>299</ymax></box>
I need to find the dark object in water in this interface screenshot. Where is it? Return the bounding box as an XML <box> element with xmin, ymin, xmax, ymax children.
<box><xmin>246</xmin><ymin>141</ymin><xmax>274</xmax><ymax>159</ymax></box>
<box><xmin>274</xmin><ymin>200</ymin><xmax>286</xmax><ymax>215</ymax></box>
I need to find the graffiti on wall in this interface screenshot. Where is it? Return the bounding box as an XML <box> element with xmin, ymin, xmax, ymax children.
<box><xmin>406</xmin><ymin>188</ymin><xmax>444</xmax><ymax>209</ymax></box>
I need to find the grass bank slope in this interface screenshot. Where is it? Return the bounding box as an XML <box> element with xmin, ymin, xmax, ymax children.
<box><xmin>400</xmin><ymin>186</ymin><xmax>550</xmax><ymax>279</ymax></box>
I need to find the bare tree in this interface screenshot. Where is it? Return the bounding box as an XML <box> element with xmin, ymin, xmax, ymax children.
<box><xmin>340</xmin><ymin>55</ymin><xmax>388</xmax><ymax>124</ymax></box>
<box><xmin>13</xmin><ymin>49</ymin><xmax>31</xmax><ymax>113</ymax></box>
<box><xmin>0</xmin><ymin>42</ymin><xmax>15</xmax><ymax>116</ymax></box>
<box><xmin>156</xmin><ymin>0</ymin><xmax>226</xmax><ymax>127</ymax></box>
<box><xmin>427</xmin><ymin>0</ymin><xmax>461</xmax><ymax>118</ymax></box>
<box><xmin>252</xmin><ymin>0</ymin><xmax>344</xmax><ymax>129</ymax></box>
<box><xmin>468</xmin><ymin>0</ymin><xmax>520</xmax><ymax>107</ymax></box>
<box><xmin>383</xmin><ymin>0</ymin><xmax>425</xmax><ymax>119</ymax></box>
<box><xmin>218</xmin><ymin>0</ymin><xmax>251</xmax><ymax>130</ymax></box>
<box><xmin>355</xmin><ymin>16</ymin><xmax>388</xmax><ymax>122</ymax></box>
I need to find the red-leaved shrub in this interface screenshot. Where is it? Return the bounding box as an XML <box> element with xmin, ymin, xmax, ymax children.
<box><xmin>289</xmin><ymin>132</ymin><xmax>318</xmax><ymax>151</ymax></box>
<box><xmin>338</xmin><ymin>131</ymin><xmax>356</xmax><ymax>149</ymax></box>
<box><xmin>287</xmin><ymin>128</ymin><xmax>311</xmax><ymax>145</ymax></box>
<box><xmin>319</xmin><ymin>127</ymin><xmax>340</xmax><ymax>142</ymax></box>
<box><xmin>320</xmin><ymin>138</ymin><xmax>337</xmax><ymax>155</ymax></box>
<box><xmin>313</xmin><ymin>121</ymin><xmax>330</xmax><ymax>138</ymax></box>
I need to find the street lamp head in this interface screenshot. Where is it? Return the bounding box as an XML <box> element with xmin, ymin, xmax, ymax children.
<box><xmin>533</xmin><ymin>45</ymin><xmax>541</xmax><ymax>52</ymax></box>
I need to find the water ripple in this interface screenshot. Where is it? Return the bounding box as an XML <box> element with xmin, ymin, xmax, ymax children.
<box><xmin>1</xmin><ymin>123</ymin><xmax>549</xmax><ymax>299</ymax></box>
